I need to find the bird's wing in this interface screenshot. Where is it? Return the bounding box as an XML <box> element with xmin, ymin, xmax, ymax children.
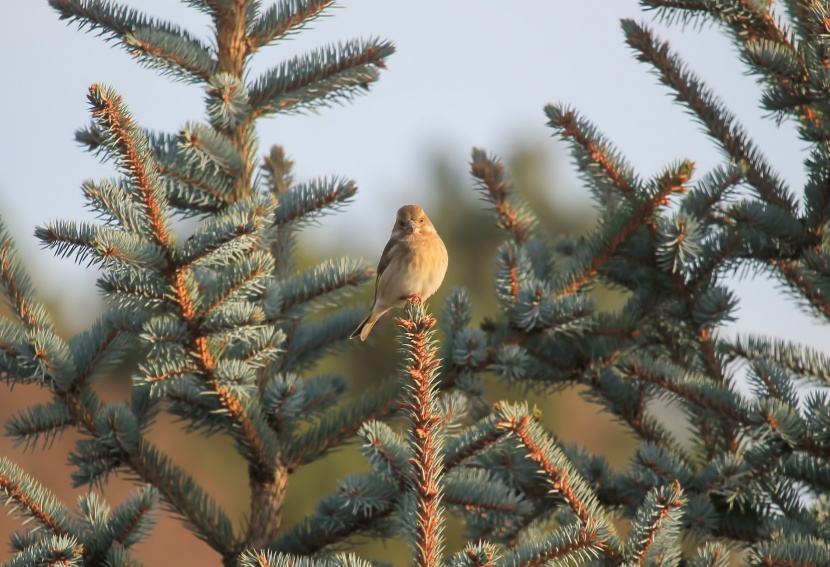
<box><xmin>374</xmin><ymin>238</ymin><xmax>398</xmax><ymax>295</ymax></box>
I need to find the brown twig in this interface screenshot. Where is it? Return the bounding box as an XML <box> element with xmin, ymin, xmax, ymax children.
<box><xmin>470</xmin><ymin>150</ymin><xmax>534</xmax><ymax>243</ymax></box>
<box><xmin>548</xmin><ymin>109</ymin><xmax>635</xmax><ymax>198</ymax></box>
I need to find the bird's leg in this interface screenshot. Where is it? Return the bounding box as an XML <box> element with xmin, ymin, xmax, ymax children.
<box><xmin>403</xmin><ymin>293</ymin><xmax>423</xmax><ymax>305</ymax></box>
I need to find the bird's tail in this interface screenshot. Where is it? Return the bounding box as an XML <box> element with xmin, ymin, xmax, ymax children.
<box><xmin>350</xmin><ymin>311</ymin><xmax>377</xmax><ymax>341</ymax></box>
<box><xmin>350</xmin><ymin>305</ymin><xmax>392</xmax><ymax>341</ymax></box>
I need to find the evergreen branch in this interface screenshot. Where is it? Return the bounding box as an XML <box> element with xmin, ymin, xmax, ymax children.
<box><xmin>747</xmin><ymin>535</ymin><xmax>830</xmax><ymax>566</ymax></box>
<box><xmin>0</xmin><ymin>227</ymin><xmax>55</xmax><ymax>340</ymax></box>
<box><xmin>625</xmin><ymin>482</ymin><xmax>686</xmax><ymax>566</ymax></box>
<box><xmin>443</xmin><ymin>468</ymin><xmax>532</xmax><ymax>517</ymax></box>
<box><xmin>124</xmin><ymin>26</ymin><xmax>218</xmax><ymax>83</ymax></box>
<box><xmin>81</xmin><ymin>178</ymin><xmax>152</xmax><ymax>235</ymax></box>
<box><xmin>36</xmin><ymin>221</ymin><xmax>165</xmax><ymax>269</ymax></box>
<box><xmin>100</xmin><ymin>548</ymin><xmax>146</xmax><ymax>567</ymax></box>
<box><xmin>87</xmin><ymin>84</ymin><xmax>172</xmax><ymax>249</ymax></box>
<box><xmin>9</xmin><ymin>531</ymin><xmax>47</xmax><ymax>554</ymax></box>
<box><xmin>688</xmin><ymin>542</ymin><xmax>731</xmax><ymax>567</ymax></box>
<box><xmin>206</xmin><ymin>73</ymin><xmax>251</xmax><ymax>129</ymax></box>
<box><xmin>657</xmin><ymin>211</ymin><xmax>707</xmax><ymax>274</ymax></box>
<box><xmin>613</xmin><ymin>396</ymin><xmax>683</xmax><ymax>453</ymax></box>
<box><xmin>239</xmin><ymin>550</ymin><xmax>373</xmax><ymax>567</ymax></box>
<box><xmin>803</xmin><ymin>147</ymin><xmax>830</xmax><ymax>231</ymax></box>
<box><xmin>726</xmin><ymin>200</ymin><xmax>803</xmax><ymax>244</ymax></box>
<box><xmin>198</xmin><ymin>250</ymin><xmax>272</xmax><ymax>317</ymax></box>
<box><xmin>97</xmin><ymin>265</ymin><xmax>170</xmax><ymax>311</ymax></box>
<box><xmin>181</xmin><ymin>0</ymin><xmax>226</xmax><ymax>15</ymax></box>
<box><xmin>167</xmin><ymin>380</ymin><xmax>228</xmax><ymax>437</ymax></box>
<box><xmin>357</xmin><ymin>420</ymin><xmax>411</xmax><ymax>484</ymax></box>
<box><xmin>270</xmin><ymin>473</ymin><xmax>397</xmax><ymax>555</ymax></box>
<box><xmin>398</xmin><ymin>302</ymin><xmax>445</xmax><ymax>567</ymax></box>
<box><xmin>446</xmin><ymin>542</ymin><xmax>500</xmax><ymax>567</ymax></box>
<box><xmin>648</xmin><ymin>0</ymin><xmax>794</xmax><ymax>48</ymax></box>
<box><xmin>247</xmin><ymin>0</ymin><xmax>334</xmax><ymax>51</ymax></box>
<box><xmin>443</xmin><ymin>413</ymin><xmax>505</xmax><ymax>470</ymax></box>
<box><xmin>470</xmin><ymin>149</ymin><xmax>539</xmax><ymax>242</ymax></box>
<box><xmin>283</xmin><ymin>377</ymin><xmax>401</xmax><ymax>468</ymax></box>
<box><xmin>163</xmin><ymin>170</ymin><xmax>231</xmax><ymax>215</ymax></box>
<box><xmin>178</xmin><ymin>122</ymin><xmax>245</xmax><ymax>178</ymax></box>
<box><xmin>94</xmin><ymin>106</ymin><xmax>280</xmax><ymax>492</ymax></box>
<box><xmin>494</xmin><ymin>403</ymin><xmax>621</xmax><ymax>562</ymax></box>
<box><xmin>278</xmin><ymin>257</ymin><xmax>374</xmax><ymax>315</ymax></box>
<box><xmin>622</xmin><ymin>20</ymin><xmax>796</xmax><ymax>214</ymax></box>
<box><xmin>511</xmin><ymin>283</ymin><xmax>594</xmax><ymax>334</ymax></box>
<box><xmin>76</xmin><ymin>123</ymin><xmax>233</xmax><ymax>213</ymax></box>
<box><xmin>0</xmin><ymin>458</ymin><xmax>77</xmax><ymax>537</ymax></box>
<box><xmin>76</xmin><ymin>122</ymin><xmax>109</xmax><ymax>158</ymax></box>
<box><xmin>500</xmin><ymin>522</ymin><xmax>604</xmax><ymax>567</ymax></box>
<box><xmin>294</xmin><ymin>373</ymin><xmax>347</xmax><ymax>416</ymax></box>
<box><xmin>557</xmin><ymin>161</ymin><xmax>692</xmax><ymax>295</ymax></box>
<box><xmin>108</xmin><ymin>485</ymin><xmax>159</xmax><ymax>548</ymax></box>
<box><xmin>783</xmin><ymin>452</ymin><xmax>830</xmax><ymax>494</ymax></box>
<box><xmin>0</xmin><ymin>225</ymin><xmax>76</xmax><ymax>389</ymax></box>
<box><xmin>262</xmin><ymin>373</ymin><xmax>347</xmax><ymax>430</ymax></box>
<box><xmin>178</xmin><ymin>197</ymin><xmax>273</xmax><ymax>269</ymax></box>
<box><xmin>86</xmin><ymin>81</ymin><xmax>278</xmax><ymax>524</ymax></box>
<box><xmin>128</xmin><ymin>438</ymin><xmax>238</xmax><ymax>556</ymax></box>
<box><xmin>545</xmin><ymin>104</ymin><xmax>639</xmax><ymax>201</ymax></box>
<box><xmin>492</xmin><ymin>241</ymin><xmax>531</xmax><ymax>305</ymax></box>
<box><xmin>201</xmin><ymin>369</ymin><xmax>276</xmax><ymax>480</ymax></box>
<box><xmin>203</xmin><ymin>301</ymin><xmax>268</xmax><ymax>337</ymax></box>
<box><xmin>249</xmin><ymin>38</ymin><xmax>394</xmax><ymax>117</ymax></box>
<box><xmin>262</xmin><ymin>145</ymin><xmax>294</xmax><ymax>195</ymax></box>
<box><xmin>280</xmin><ymin>305</ymin><xmax>365</xmax><ymax>372</ymax></box>
<box><xmin>680</xmin><ymin>164</ymin><xmax>743</xmax><ymax>221</ymax></box>
<box><xmin>0</xmin><ymin>319</ymin><xmax>29</xmax><ymax>380</ymax></box>
<box><xmin>771</xmin><ymin>259</ymin><xmax>830</xmax><ymax>320</ymax></box>
<box><xmin>722</xmin><ymin>334</ymin><xmax>830</xmax><ymax>385</ymax></box>
<box><xmin>272</xmin><ymin>177</ymin><xmax>357</xmax><ymax>229</ymax></box>
<box><xmin>5</xmin><ymin>401</ymin><xmax>76</xmax><ymax>451</ymax></box>
<box><xmin>50</xmin><ymin>0</ymin><xmax>217</xmax><ymax>82</ymax></box>
<box><xmin>65</xmin><ymin>398</ymin><xmax>237</xmax><ymax>562</ymax></box>
<box><xmin>137</xmin><ymin>359</ymin><xmax>198</xmax><ymax>388</ymax></box>
<box><xmin>5</xmin><ymin>534</ymin><xmax>83</xmax><ymax>567</ymax></box>
<box><xmin>668</xmin><ymin>269</ymin><xmax>726</xmax><ymax>383</ymax></box>
<box><xmin>621</xmin><ymin>354</ymin><xmax>751</xmax><ymax>426</ymax></box>
<box><xmin>687</xmin><ymin>231</ymin><xmax>741</xmax><ymax>293</ymax></box>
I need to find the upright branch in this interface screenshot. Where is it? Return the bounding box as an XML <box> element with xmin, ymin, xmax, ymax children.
<box><xmin>398</xmin><ymin>301</ymin><xmax>446</xmax><ymax>567</ymax></box>
<box><xmin>545</xmin><ymin>104</ymin><xmax>639</xmax><ymax>202</ymax></box>
<box><xmin>470</xmin><ymin>149</ymin><xmax>539</xmax><ymax>243</ymax></box>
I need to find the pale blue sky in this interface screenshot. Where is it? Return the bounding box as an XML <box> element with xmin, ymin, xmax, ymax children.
<box><xmin>1</xmin><ymin>1</ymin><xmax>825</xmax><ymax>357</ymax></box>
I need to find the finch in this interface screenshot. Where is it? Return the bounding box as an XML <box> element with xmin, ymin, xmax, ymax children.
<box><xmin>350</xmin><ymin>204</ymin><xmax>449</xmax><ymax>341</ymax></box>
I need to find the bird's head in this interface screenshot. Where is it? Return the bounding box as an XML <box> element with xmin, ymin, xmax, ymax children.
<box><xmin>392</xmin><ymin>204</ymin><xmax>436</xmax><ymax>237</ymax></box>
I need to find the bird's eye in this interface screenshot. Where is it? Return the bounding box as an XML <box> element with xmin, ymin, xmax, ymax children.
<box><xmin>420</xmin><ymin>218</ymin><xmax>424</xmax><ymax>223</ymax></box>
<box><xmin>399</xmin><ymin>221</ymin><xmax>405</xmax><ymax>227</ymax></box>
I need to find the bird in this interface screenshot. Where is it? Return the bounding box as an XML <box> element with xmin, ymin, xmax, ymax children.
<box><xmin>350</xmin><ymin>204</ymin><xmax>449</xmax><ymax>341</ymax></box>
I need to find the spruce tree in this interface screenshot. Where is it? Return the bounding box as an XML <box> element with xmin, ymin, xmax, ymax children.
<box><xmin>3</xmin><ymin>1</ymin><xmax>830</xmax><ymax>567</ymax></box>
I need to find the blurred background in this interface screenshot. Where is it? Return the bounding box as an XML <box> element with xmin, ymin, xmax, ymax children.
<box><xmin>0</xmin><ymin>1</ymin><xmax>825</xmax><ymax>565</ymax></box>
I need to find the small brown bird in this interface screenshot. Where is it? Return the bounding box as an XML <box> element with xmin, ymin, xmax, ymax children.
<box><xmin>351</xmin><ymin>204</ymin><xmax>449</xmax><ymax>341</ymax></box>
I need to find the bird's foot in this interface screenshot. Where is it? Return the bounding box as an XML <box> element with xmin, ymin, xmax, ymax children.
<box><xmin>403</xmin><ymin>293</ymin><xmax>423</xmax><ymax>306</ymax></box>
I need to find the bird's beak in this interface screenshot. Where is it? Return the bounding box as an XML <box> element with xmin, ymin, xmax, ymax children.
<box><xmin>405</xmin><ymin>220</ymin><xmax>418</xmax><ymax>233</ymax></box>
